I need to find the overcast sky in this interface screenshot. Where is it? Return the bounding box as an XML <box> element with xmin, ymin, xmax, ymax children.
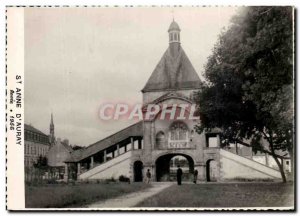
<box><xmin>25</xmin><ymin>7</ymin><xmax>238</xmax><ymax>146</ymax></box>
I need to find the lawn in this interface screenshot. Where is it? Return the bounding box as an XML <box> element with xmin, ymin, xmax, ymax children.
<box><xmin>136</xmin><ymin>182</ymin><xmax>294</xmax><ymax>208</ymax></box>
<box><xmin>25</xmin><ymin>182</ymin><xmax>150</xmax><ymax>208</ymax></box>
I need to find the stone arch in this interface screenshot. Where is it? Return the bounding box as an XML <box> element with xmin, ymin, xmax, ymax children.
<box><xmin>133</xmin><ymin>160</ymin><xmax>143</xmax><ymax>182</ymax></box>
<box><xmin>155</xmin><ymin>153</ymin><xmax>195</xmax><ymax>182</ymax></box>
<box><xmin>151</xmin><ymin>104</ymin><xmax>193</xmax><ymax>122</ymax></box>
<box><xmin>147</xmin><ymin>94</ymin><xmax>193</xmax><ymax>120</ymax></box>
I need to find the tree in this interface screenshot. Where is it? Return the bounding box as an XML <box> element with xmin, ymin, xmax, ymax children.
<box><xmin>33</xmin><ymin>155</ymin><xmax>48</xmax><ymax>170</ymax></box>
<box><xmin>195</xmin><ymin>7</ymin><xmax>294</xmax><ymax>182</ymax></box>
<box><xmin>33</xmin><ymin>156</ymin><xmax>49</xmax><ymax>183</ymax></box>
<box><xmin>71</xmin><ymin>145</ymin><xmax>86</xmax><ymax>150</ymax></box>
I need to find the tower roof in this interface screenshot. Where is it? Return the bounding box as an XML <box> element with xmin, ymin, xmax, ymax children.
<box><xmin>168</xmin><ymin>20</ymin><xmax>181</xmax><ymax>32</ymax></box>
<box><xmin>51</xmin><ymin>113</ymin><xmax>54</xmax><ymax>125</ymax></box>
<box><xmin>142</xmin><ymin>46</ymin><xmax>202</xmax><ymax>92</ymax></box>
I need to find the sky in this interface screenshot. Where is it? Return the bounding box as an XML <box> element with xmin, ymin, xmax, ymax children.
<box><xmin>25</xmin><ymin>7</ymin><xmax>238</xmax><ymax>146</ymax></box>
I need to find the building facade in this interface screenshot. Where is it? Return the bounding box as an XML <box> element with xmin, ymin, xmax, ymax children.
<box><xmin>24</xmin><ymin>124</ymin><xmax>50</xmax><ymax>167</ymax></box>
<box><xmin>65</xmin><ymin>21</ymin><xmax>287</xmax><ymax>182</ymax></box>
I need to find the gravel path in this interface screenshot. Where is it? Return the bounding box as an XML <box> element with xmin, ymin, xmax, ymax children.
<box><xmin>86</xmin><ymin>182</ymin><xmax>173</xmax><ymax>208</ymax></box>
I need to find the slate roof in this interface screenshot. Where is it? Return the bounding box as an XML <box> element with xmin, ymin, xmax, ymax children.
<box><xmin>47</xmin><ymin>140</ymin><xmax>73</xmax><ymax>167</ymax></box>
<box><xmin>142</xmin><ymin>46</ymin><xmax>202</xmax><ymax>92</ymax></box>
<box><xmin>65</xmin><ymin>121</ymin><xmax>143</xmax><ymax>162</ymax></box>
<box><xmin>24</xmin><ymin>123</ymin><xmax>47</xmax><ymax>136</ymax></box>
<box><xmin>61</xmin><ymin>142</ymin><xmax>74</xmax><ymax>153</ymax></box>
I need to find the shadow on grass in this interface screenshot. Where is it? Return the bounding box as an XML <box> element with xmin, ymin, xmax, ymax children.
<box><xmin>136</xmin><ymin>182</ymin><xmax>294</xmax><ymax>208</ymax></box>
<box><xmin>25</xmin><ymin>182</ymin><xmax>150</xmax><ymax>208</ymax></box>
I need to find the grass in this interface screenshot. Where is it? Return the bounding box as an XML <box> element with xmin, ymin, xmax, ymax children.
<box><xmin>136</xmin><ymin>182</ymin><xmax>294</xmax><ymax>208</ymax></box>
<box><xmin>25</xmin><ymin>182</ymin><xmax>150</xmax><ymax>208</ymax></box>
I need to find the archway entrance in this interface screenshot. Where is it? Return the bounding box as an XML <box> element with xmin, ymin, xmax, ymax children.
<box><xmin>155</xmin><ymin>154</ymin><xmax>194</xmax><ymax>182</ymax></box>
<box><xmin>133</xmin><ymin>161</ymin><xmax>143</xmax><ymax>182</ymax></box>
<box><xmin>206</xmin><ymin>159</ymin><xmax>218</xmax><ymax>182</ymax></box>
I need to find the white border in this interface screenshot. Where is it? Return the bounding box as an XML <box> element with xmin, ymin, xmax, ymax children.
<box><xmin>6</xmin><ymin>7</ymin><xmax>25</xmax><ymax>210</ymax></box>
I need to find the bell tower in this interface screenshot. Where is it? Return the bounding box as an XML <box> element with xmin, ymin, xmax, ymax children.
<box><xmin>168</xmin><ymin>20</ymin><xmax>181</xmax><ymax>57</ymax></box>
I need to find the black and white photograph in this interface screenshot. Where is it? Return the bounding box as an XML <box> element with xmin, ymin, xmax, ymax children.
<box><xmin>5</xmin><ymin>5</ymin><xmax>295</xmax><ymax>211</ymax></box>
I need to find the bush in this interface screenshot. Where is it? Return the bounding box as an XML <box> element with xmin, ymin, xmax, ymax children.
<box><xmin>47</xmin><ymin>179</ymin><xmax>58</xmax><ymax>184</ymax></box>
<box><xmin>119</xmin><ymin>175</ymin><xmax>130</xmax><ymax>183</ymax></box>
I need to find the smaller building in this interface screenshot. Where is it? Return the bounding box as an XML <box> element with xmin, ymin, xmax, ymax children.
<box><xmin>24</xmin><ymin>124</ymin><xmax>50</xmax><ymax>167</ymax></box>
<box><xmin>47</xmin><ymin>138</ymin><xmax>73</xmax><ymax>180</ymax></box>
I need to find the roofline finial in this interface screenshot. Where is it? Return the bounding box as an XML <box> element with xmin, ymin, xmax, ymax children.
<box><xmin>171</xmin><ymin>8</ymin><xmax>174</xmax><ymax>21</ymax></box>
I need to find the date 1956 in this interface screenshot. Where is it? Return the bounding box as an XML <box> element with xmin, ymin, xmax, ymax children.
<box><xmin>9</xmin><ymin>75</ymin><xmax>22</xmax><ymax>145</ymax></box>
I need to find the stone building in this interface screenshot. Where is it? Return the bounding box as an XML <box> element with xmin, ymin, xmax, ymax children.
<box><xmin>25</xmin><ymin>113</ymin><xmax>74</xmax><ymax>181</ymax></box>
<box><xmin>24</xmin><ymin>124</ymin><xmax>50</xmax><ymax>167</ymax></box>
<box><xmin>64</xmin><ymin>21</ymin><xmax>288</xmax><ymax>182</ymax></box>
<box><xmin>47</xmin><ymin>138</ymin><xmax>73</xmax><ymax>180</ymax></box>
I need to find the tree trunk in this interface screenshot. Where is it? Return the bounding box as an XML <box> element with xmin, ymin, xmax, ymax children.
<box><xmin>271</xmin><ymin>154</ymin><xmax>286</xmax><ymax>183</ymax></box>
<box><xmin>268</xmin><ymin>135</ymin><xmax>287</xmax><ymax>183</ymax></box>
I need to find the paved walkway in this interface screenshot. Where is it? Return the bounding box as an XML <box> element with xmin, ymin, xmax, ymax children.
<box><xmin>87</xmin><ymin>182</ymin><xmax>173</xmax><ymax>208</ymax></box>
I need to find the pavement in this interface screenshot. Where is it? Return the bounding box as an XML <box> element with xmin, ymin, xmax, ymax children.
<box><xmin>86</xmin><ymin>182</ymin><xmax>173</xmax><ymax>208</ymax></box>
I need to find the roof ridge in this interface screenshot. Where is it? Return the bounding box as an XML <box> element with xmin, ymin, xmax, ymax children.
<box><xmin>24</xmin><ymin>123</ymin><xmax>47</xmax><ymax>136</ymax></box>
<box><xmin>86</xmin><ymin>121</ymin><xmax>143</xmax><ymax>150</ymax></box>
<box><xmin>66</xmin><ymin>121</ymin><xmax>143</xmax><ymax>162</ymax></box>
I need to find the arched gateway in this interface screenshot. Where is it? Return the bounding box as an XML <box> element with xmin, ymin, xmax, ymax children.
<box><xmin>155</xmin><ymin>154</ymin><xmax>194</xmax><ymax>182</ymax></box>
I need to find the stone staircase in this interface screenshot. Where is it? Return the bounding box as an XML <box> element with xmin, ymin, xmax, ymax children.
<box><xmin>78</xmin><ymin>150</ymin><xmax>132</xmax><ymax>180</ymax></box>
<box><xmin>220</xmin><ymin>149</ymin><xmax>281</xmax><ymax>180</ymax></box>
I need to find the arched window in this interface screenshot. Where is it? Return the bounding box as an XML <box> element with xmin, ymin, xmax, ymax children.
<box><xmin>156</xmin><ymin>131</ymin><xmax>165</xmax><ymax>148</ymax></box>
<box><xmin>170</xmin><ymin>33</ymin><xmax>173</xmax><ymax>41</ymax></box>
<box><xmin>169</xmin><ymin>122</ymin><xmax>188</xmax><ymax>141</ymax></box>
<box><xmin>174</xmin><ymin>33</ymin><xmax>177</xmax><ymax>41</ymax></box>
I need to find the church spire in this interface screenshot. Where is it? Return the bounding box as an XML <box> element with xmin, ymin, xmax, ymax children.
<box><xmin>51</xmin><ymin>113</ymin><xmax>54</xmax><ymax>125</ymax></box>
<box><xmin>49</xmin><ymin>113</ymin><xmax>55</xmax><ymax>145</ymax></box>
<box><xmin>168</xmin><ymin>20</ymin><xmax>181</xmax><ymax>57</ymax></box>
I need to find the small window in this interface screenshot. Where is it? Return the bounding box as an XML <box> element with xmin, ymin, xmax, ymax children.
<box><xmin>170</xmin><ymin>122</ymin><xmax>188</xmax><ymax>141</ymax></box>
<box><xmin>170</xmin><ymin>33</ymin><xmax>173</xmax><ymax>41</ymax></box>
<box><xmin>208</xmin><ymin>137</ymin><xmax>218</xmax><ymax>148</ymax></box>
<box><xmin>126</xmin><ymin>142</ymin><xmax>132</xmax><ymax>151</ymax></box>
<box><xmin>286</xmin><ymin>161</ymin><xmax>290</xmax><ymax>165</ymax></box>
<box><xmin>174</xmin><ymin>33</ymin><xmax>177</xmax><ymax>41</ymax></box>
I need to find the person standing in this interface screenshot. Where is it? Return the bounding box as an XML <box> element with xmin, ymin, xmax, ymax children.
<box><xmin>176</xmin><ymin>165</ymin><xmax>183</xmax><ymax>185</ymax></box>
<box><xmin>193</xmin><ymin>169</ymin><xmax>198</xmax><ymax>184</ymax></box>
<box><xmin>146</xmin><ymin>169</ymin><xmax>151</xmax><ymax>184</ymax></box>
